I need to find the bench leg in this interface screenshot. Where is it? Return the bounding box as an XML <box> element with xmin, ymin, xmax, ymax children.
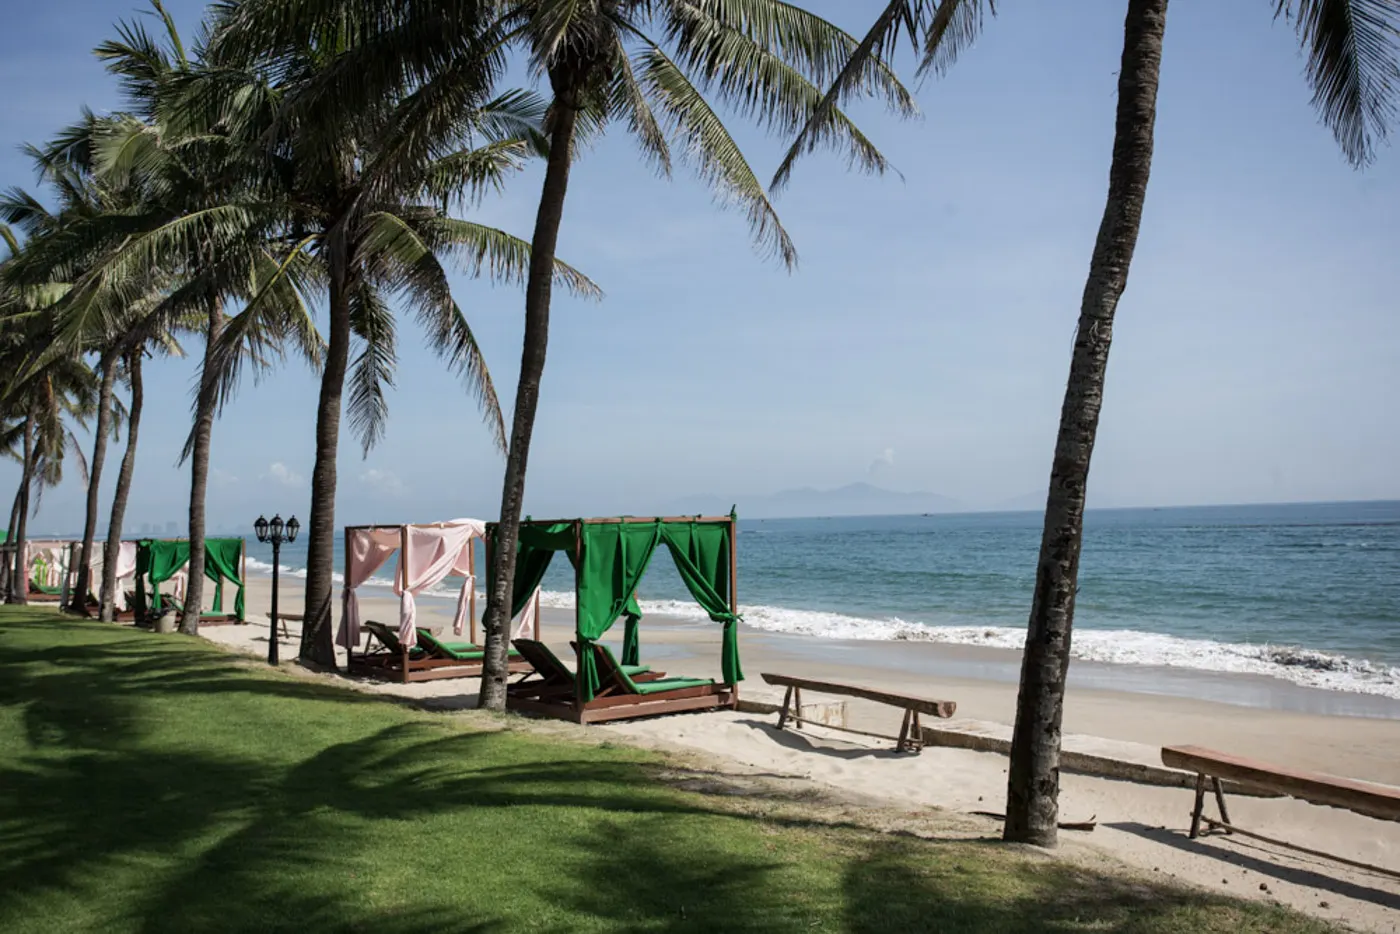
<box><xmin>1211</xmin><ymin>777</ymin><xmax>1232</xmax><ymax>834</ymax></box>
<box><xmin>776</xmin><ymin>686</ymin><xmax>793</xmax><ymax>730</ymax></box>
<box><xmin>1189</xmin><ymin>773</ymin><xmax>1206</xmax><ymax>839</ymax></box>
<box><xmin>910</xmin><ymin>711</ymin><xmax>923</xmax><ymax>753</ymax></box>
<box><xmin>896</xmin><ymin>709</ymin><xmax>913</xmax><ymax>753</ymax></box>
<box><xmin>794</xmin><ymin>687</ymin><xmax>803</xmax><ymax>726</ymax></box>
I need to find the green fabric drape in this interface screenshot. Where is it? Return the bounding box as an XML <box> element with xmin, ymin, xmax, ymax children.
<box><xmin>576</xmin><ymin>522</ymin><xmax>663</xmax><ymax>701</ymax></box>
<box><xmin>661</xmin><ymin>521</ymin><xmax>744</xmax><ymax>686</ymax></box>
<box><xmin>620</xmin><ymin>594</ymin><xmax>643</xmax><ymax>666</ymax></box>
<box><xmin>137</xmin><ymin>538</ymin><xmax>245</xmax><ymax>618</ymax></box>
<box><xmin>203</xmin><ymin>539</ymin><xmax>246</xmax><ymax>620</ymax></box>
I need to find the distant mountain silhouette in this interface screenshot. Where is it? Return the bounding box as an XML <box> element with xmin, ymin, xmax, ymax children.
<box><xmin>667</xmin><ymin>482</ymin><xmax>962</xmax><ymax>519</ymax></box>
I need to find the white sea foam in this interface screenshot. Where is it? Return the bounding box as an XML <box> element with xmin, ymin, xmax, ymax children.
<box><xmin>243</xmin><ymin>560</ymin><xmax>1400</xmax><ymax>699</ymax></box>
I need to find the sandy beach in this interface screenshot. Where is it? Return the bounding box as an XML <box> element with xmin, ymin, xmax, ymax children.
<box><xmin>206</xmin><ymin>574</ymin><xmax>1400</xmax><ymax>931</ymax></box>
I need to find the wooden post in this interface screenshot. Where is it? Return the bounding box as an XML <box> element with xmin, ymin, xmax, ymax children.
<box><xmin>469</xmin><ymin>533</ymin><xmax>478</xmax><ymax>645</ymax></box>
<box><xmin>897</xmin><ymin>709</ymin><xmax>913</xmax><ymax>752</ymax></box>
<box><xmin>573</xmin><ymin>519</ymin><xmax>583</xmax><ymax>715</ymax></box>
<box><xmin>1189</xmin><ymin>773</ymin><xmax>1207</xmax><ymax>838</ymax></box>
<box><xmin>728</xmin><ymin>514</ymin><xmax>739</xmax><ymax>704</ymax></box>
<box><xmin>793</xmin><ymin>687</ymin><xmax>803</xmax><ymax>726</ymax></box>
<box><xmin>1211</xmin><ymin>777</ymin><xmax>1232</xmax><ymax>833</ymax></box>
<box><xmin>533</xmin><ymin>589</ymin><xmax>541</xmax><ymax>641</ymax></box>
<box><xmin>239</xmin><ymin>538</ymin><xmax>247</xmax><ymax>624</ymax></box>
<box><xmin>342</xmin><ymin>527</ymin><xmax>351</xmax><ymax>669</ymax></box>
<box><xmin>777</xmin><ymin>686</ymin><xmax>793</xmax><ymax>730</ymax></box>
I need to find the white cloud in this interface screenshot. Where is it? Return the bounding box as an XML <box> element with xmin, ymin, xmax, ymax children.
<box><xmin>210</xmin><ymin>468</ymin><xmax>238</xmax><ymax>487</ymax></box>
<box><xmin>359</xmin><ymin>468</ymin><xmax>404</xmax><ymax>495</ymax></box>
<box><xmin>868</xmin><ymin>447</ymin><xmax>895</xmax><ymax>476</ymax></box>
<box><xmin>263</xmin><ymin>462</ymin><xmax>304</xmax><ymax>487</ymax></box>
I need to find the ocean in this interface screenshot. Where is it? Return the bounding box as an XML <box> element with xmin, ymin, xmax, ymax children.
<box><xmin>246</xmin><ymin>501</ymin><xmax>1400</xmax><ymax>700</ymax></box>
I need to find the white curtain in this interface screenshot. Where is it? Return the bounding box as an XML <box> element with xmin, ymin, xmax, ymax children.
<box><xmin>394</xmin><ymin>519</ymin><xmax>485</xmax><ymax>648</ymax></box>
<box><xmin>337</xmin><ymin>526</ymin><xmax>402</xmax><ymax>649</ymax></box>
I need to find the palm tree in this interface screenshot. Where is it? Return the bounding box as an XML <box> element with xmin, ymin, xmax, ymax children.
<box><xmin>200</xmin><ymin>13</ymin><xmax>605</xmax><ymax>669</ymax></box>
<box><xmin>13</xmin><ymin>4</ymin><xmax>324</xmax><ymax>633</ymax></box>
<box><xmin>783</xmin><ymin>0</ymin><xmax>1400</xmax><ymax>846</ymax></box>
<box><xmin>212</xmin><ymin>0</ymin><xmax>910</xmax><ymax>698</ymax></box>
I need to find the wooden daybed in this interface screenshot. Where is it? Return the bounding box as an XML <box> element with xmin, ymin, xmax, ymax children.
<box><xmin>499</xmin><ymin>514</ymin><xmax>744</xmax><ymax>724</ymax></box>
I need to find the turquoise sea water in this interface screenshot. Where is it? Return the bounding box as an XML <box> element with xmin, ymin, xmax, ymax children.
<box><xmin>248</xmin><ymin>501</ymin><xmax>1400</xmax><ymax>698</ymax></box>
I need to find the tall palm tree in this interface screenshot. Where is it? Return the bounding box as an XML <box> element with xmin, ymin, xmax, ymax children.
<box><xmin>212</xmin><ymin>0</ymin><xmax>910</xmax><ymax>698</ymax></box>
<box><xmin>201</xmin><ymin>13</ymin><xmax>603</xmax><ymax>668</ymax></box>
<box><xmin>783</xmin><ymin>0</ymin><xmax>1400</xmax><ymax>846</ymax></box>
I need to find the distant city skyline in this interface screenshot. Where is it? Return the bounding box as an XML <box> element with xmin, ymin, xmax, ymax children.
<box><xmin>2</xmin><ymin>0</ymin><xmax>1398</xmax><ymax>534</ymax></box>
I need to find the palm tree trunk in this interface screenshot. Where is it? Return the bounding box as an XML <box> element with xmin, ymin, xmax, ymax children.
<box><xmin>179</xmin><ymin>302</ymin><xmax>222</xmax><ymax>635</ymax></box>
<box><xmin>478</xmin><ymin>103</ymin><xmax>580</xmax><ymax>711</ymax></box>
<box><xmin>1003</xmin><ymin>0</ymin><xmax>1168</xmax><ymax>848</ymax></box>
<box><xmin>100</xmin><ymin>350</ymin><xmax>143</xmax><ymax>622</ymax></box>
<box><xmin>71</xmin><ymin>351</ymin><xmax>118</xmax><ymax>615</ymax></box>
<box><xmin>299</xmin><ymin>264</ymin><xmax>351</xmax><ymax>669</ymax></box>
<box><xmin>3</xmin><ymin>471</ymin><xmax>22</xmax><ymax>601</ymax></box>
<box><xmin>8</xmin><ymin>415</ymin><xmax>35</xmax><ymax>606</ymax></box>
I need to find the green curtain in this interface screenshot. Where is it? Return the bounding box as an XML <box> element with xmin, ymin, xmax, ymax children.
<box><xmin>203</xmin><ymin>539</ymin><xmax>246</xmax><ymax>620</ymax></box>
<box><xmin>661</xmin><ymin>521</ymin><xmax>744</xmax><ymax>685</ymax></box>
<box><xmin>620</xmin><ymin>593</ymin><xmax>643</xmax><ymax>666</ymax></box>
<box><xmin>575</xmin><ymin>522</ymin><xmax>663</xmax><ymax>701</ymax></box>
<box><xmin>146</xmin><ymin>540</ymin><xmax>191</xmax><ymax>612</ymax></box>
<box><xmin>141</xmin><ymin>538</ymin><xmax>244</xmax><ymax>616</ymax></box>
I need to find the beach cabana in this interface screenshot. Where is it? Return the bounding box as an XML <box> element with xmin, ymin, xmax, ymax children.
<box><xmin>23</xmin><ymin>540</ymin><xmax>75</xmax><ymax>602</ymax></box>
<box><xmin>339</xmin><ymin>519</ymin><xmax>537</xmax><ymax>683</ymax></box>
<box><xmin>63</xmin><ymin>541</ymin><xmax>140</xmax><ymax>615</ymax></box>
<box><xmin>132</xmin><ymin>538</ymin><xmax>247</xmax><ymax>623</ymax></box>
<box><xmin>496</xmin><ymin>514</ymin><xmax>742</xmax><ymax>724</ymax></box>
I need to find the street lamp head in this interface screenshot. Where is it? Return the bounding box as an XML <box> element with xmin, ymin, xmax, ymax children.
<box><xmin>286</xmin><ymin>516</ymin><xmax>300</xmax><ymax>543</ymax></box>
<box><xmin>270</xmin><ymin>514</ymin><xmax>285</xmax><ymax>542</ymax></box>
<box><xmin>254</xmin><ymin>515</ymin><xmax>269</xmax><ymax>543</ymax></box>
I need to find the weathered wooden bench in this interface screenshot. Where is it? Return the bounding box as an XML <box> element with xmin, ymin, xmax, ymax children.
<box><xmin>266</xmin><ymin>611</ymin><xmax>303</xmax><ymax>639</ymax></box>
<box><xmin>760</xmin><ymin>673</ymin><xmax>956</xmax><ymax>753</ymax></box>
<box><xmin>1162</xmin><ymin>744</ymin><xmax>1400</xmax><ymax>879</ymax></box>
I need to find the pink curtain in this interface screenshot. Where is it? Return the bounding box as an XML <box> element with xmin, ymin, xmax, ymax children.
<box><xmin>511</xmin><ymin>587</ymin><xmax>541</xmax><ymax>640</ymax></box>
<box><xmin>394</xmin><ymin>519</ymin><xmax>485</xmax><ymax>647</ymax></box>
<box><xmin>25</xmin><ymin>541</ymin><xmax>70</xmax><ymax>588</ymax></box>
<box><xmin>337</xmin><ymin>526</ymin><xmax>402</xmax><ymax>649</ymax></box>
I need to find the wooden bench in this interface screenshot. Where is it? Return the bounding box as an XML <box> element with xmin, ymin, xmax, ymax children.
<box><xmin>266</xmin><ymin>611</ymin><xmax>303</xmax><ymax>639</ymax></box>
<box><xmin>1162</xmin><ymin>744</ymin><xmax>1400</xmax><ymax>879</ymax></box>
<box><xmin>761</xmin><ymin>673</ymin><xmax>956</xmax><ymax>753</ymax></box>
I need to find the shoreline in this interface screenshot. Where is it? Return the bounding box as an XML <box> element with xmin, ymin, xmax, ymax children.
<box><xmin>241</xmin><ymin>568</ymin><xmax>1400</xmax><ymax>721</ymax></box>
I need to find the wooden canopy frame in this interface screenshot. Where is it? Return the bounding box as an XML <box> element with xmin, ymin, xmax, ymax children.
<box><xmin>495</xmin><ymin>514</ymin><xmax>741</xmax><ymax>724</ymax></box>
<box><xmin>342</xmin><ymin>522</ymin><xmax>535</xmax><ymax>683</ymax></box>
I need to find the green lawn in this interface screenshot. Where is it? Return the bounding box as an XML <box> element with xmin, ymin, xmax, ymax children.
<box><xmin>0</xmin><ymin>607</ymin><xmax>1334</xmax><ymax>934</ymax></box>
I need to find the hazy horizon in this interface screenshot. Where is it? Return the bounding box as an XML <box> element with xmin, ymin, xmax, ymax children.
<box><xmin>3</xmin><ymin>0</ymin><xmax>1398</xmax><ymax>535</ymax></box>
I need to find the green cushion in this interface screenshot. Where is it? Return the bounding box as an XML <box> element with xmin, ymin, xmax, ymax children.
<box><xmin>417</xmin><ymin>629</ymin><xmax>521</xmax><ymax>661</ymax></box>
<box><xmin>630</xmin><ymin>677</ymin><xmax>714</xmax><ymax>695</ymax></box>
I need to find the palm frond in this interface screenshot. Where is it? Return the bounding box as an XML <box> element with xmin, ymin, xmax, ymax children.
<box><xmin>1275</xmin><ymin>0</ymin><xmax>1400</xmax><ymax>166</ymax></box>
<box><xmin>346</xmin><ymin>281</ymin><xmax>396</xmax><ymax>455</ymax></box>
<box><xmin>637</xmin><ymin>44</ymin><xmax>797</xmax><ymax>267</ymax></box>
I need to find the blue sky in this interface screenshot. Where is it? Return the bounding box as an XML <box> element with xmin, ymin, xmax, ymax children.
<box><xmin>2</xmin><ymin>0</ymin><xmax>1397</xmax><ymax>535</ymax></box>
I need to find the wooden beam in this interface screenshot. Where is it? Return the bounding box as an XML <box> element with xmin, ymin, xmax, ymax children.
<box><xmin>760</xmin><ymin>673</ymin><xmax>957</xmax><ymax>719</ymax></box>
<box><xmin>1162</xmin><ymin>745</ymin><xmax>1400</xmax><ymax>823</ymax></box>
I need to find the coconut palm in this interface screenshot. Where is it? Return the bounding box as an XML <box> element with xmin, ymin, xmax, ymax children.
<box><xmin>193</xmin><ymin>12</ymin><xmax>605</xmax><ymax>668</ymax></box>
<box><xmin>782</xmin><ymin>0</ymin><xmax>1400</xmax><ymax>846</ymax></box>
<box><xmin>211</xmin><ymin>0</ymin><xmax>911</xmax><ymax>698</ymax></box>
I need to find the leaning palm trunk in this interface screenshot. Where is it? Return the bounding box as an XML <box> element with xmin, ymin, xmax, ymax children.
<box><xmin>1004</xmin><ymin>0</ymin><xmax>1168</xmax><ymax>847</ymax></box>
<box><xmin>100</xmin><ymin>350</ymin><xmax>142</xmax><ymax>622</ymax></box>
<box><xmin>7</xmin><ymin>415</ymin><xmax>35</xmax><ymax>606</ymax></box>
<box><xmin>3</xmin><ymin>474</ymin><xmax>21</xmax><ymax>601</ymax></box>
<box><xmin>179</xmin><ymin>303</ymin><xmax>222</xmax><ymax>635</ymax></box>
<box><xmin>299</xmin><ymin>266</ymin><xmax>353</xmax><ymax>669</ymax></box>
<box><xmin>71</xmin><ymin>352</ymin><xmax>118</xmax><ymax>615</ymax></box>
<box><xmin>479</xmin><ymin>104</ymin><xmax>580</xmax><ymax>711</ymax></box>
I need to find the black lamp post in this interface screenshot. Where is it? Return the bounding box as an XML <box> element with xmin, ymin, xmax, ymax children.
<box><xmin>254</xmin><ymin>513</ymin><xmax>299</xmax><ymax>665</ymax></box>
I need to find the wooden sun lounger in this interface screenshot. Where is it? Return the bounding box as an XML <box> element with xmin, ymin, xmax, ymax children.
<box><xmin>1162</xmin><ymin>744</ymin><xmax>1400</xmax><ymax>879</ymax></box>
<box><xmin>760</xmin><ymin>673</ymin><xmax>957</xmax><ymax>754</ymax></box>
<box><xmin>508</xmin><ymin>639</ymin><xmax>665</xmax><ymax>701</ymax></box>
<box><xmin>349</xmin><ymin>620</ymin><xmax>532</xmax><ymax>684</ymax></box>
<box><xmin>508</xmin><ymin>642</ymin><xmax>733</xmax><ymax>724</ymax></box>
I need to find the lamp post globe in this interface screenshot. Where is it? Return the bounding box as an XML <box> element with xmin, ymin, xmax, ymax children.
<box><xmin>255</xmin><ymin>515</ymin><xmax>269</xmax><ymax>543</ymax></box>
<box><xmin>286</xmin><ymin>516</ymin><xmax>300</xmax><ymax>543</ymax></box>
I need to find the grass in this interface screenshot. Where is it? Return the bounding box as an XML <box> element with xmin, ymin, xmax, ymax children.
<box><xmin>0</xmin><ymin>607</ymin><xmax>1337</xmax><ymax>934</ymax></box>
